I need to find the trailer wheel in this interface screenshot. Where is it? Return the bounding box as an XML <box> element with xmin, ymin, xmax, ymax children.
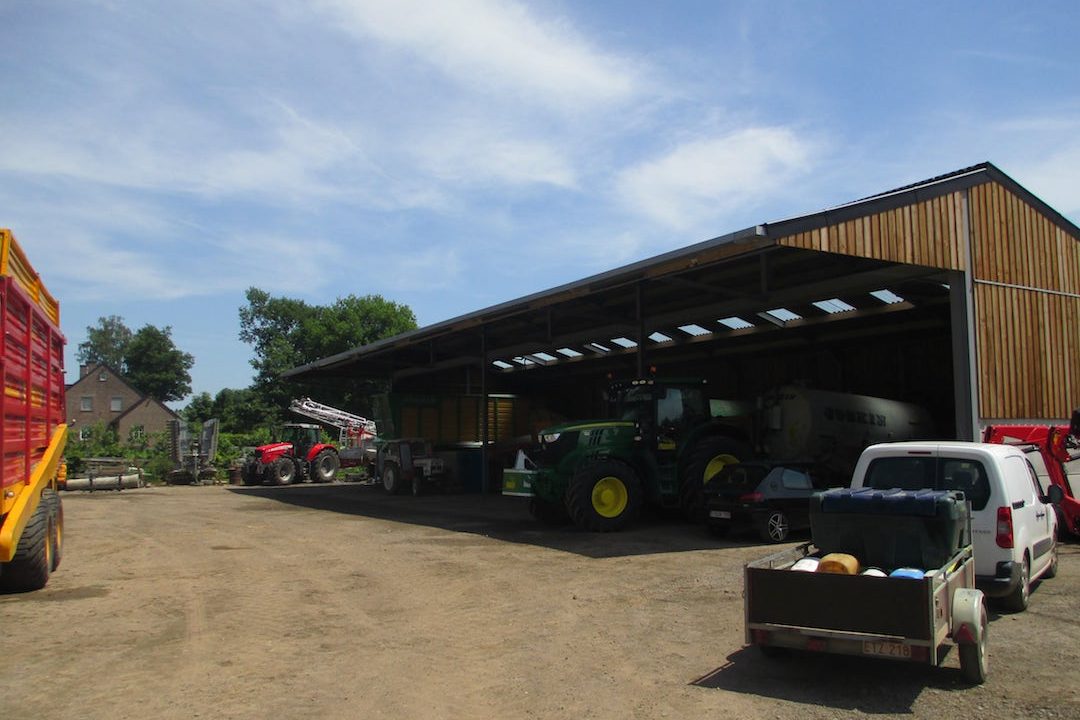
<box><xmin>43</xmin><ymin>488</ymin><xmax>63</xmax><ymax>572</ymax></box>
<box><xmin>757</xmin><ymin>509</ymin><xmax>791</xmax><ymax>543</ymax></box>
<box><xmin>1001</xmin><ymin>556</ymin><xmax>1030</xmax><ymax>612</ymax></box>
<box><xmin>567</xmin><ymin>459</ymin><xmax>642</xmax><ymax>532</ymax></box>
<box><xmin>955</xmin><ymin>590</ymin><xmax>988</xmax><ymax>684</ymax></box>
<box><xmin>269</xmin><ymin>457</ymin><xmax>298</xmax><ymax>486</ymax></box>
<box><xmin>382</xmin><ymin>462</ymin><xmax>404</xmax><ymax>494</ymax></box>
<box><xmin>0</xmin><ymin>495</ymin><xmax>52</xmax><ymax>592</ymax></box>
<box><xmin>528</xmin><ymin>496</ymin><xmax>571</xmax><ymax>526</ymax></box>
<box><xmin>679</xmin><ymin>437</ymin><xmax>748</xmax><ymax>522</ymax></box>
<box><xmin>311</xmin><ymin>450</ymin><xmax>340</xmax><ymax>483</ymax></box>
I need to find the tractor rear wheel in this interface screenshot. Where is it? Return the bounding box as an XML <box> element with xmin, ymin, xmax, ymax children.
<box><xmin>269</xmin><ymin>457</ymin><xmax>298</xmax><ymax>486</ymax></box>
<box><xmin>0</xmin><ymin>494</ymin><xmax>52</xmax><ymax>592</ymax></box>
<box><xmin>566</xmin><ymin>459</ymin><xmax>642</xmax><ymax>532</ymax></box>
<box><xmin>311</xmin><ymin>450</ymin><xmax>340</xmax><ymax>483</ymax></box>
<box><xmin>679</xmin><ymin>437</ymin><xmax>749</xmax><ymax>523</ymax></box>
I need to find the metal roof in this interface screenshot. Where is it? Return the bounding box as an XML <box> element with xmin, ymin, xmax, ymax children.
<box><xmin>284</xmin><ymin>162</ymin><xmax>1077</xmax><ymax>384</ymax></box>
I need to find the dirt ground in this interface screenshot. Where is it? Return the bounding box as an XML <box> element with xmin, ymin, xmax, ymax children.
<box><xmin>2</xmin><ymin>483</ymin><xmax>1078</xmax><ymax>720</ymax></box>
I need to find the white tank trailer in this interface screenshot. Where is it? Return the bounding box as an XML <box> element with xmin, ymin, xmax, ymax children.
<box><xmin>757</xmin><ymin>385</ymin><xmax>934</xmax><ymax>478</ymax></box>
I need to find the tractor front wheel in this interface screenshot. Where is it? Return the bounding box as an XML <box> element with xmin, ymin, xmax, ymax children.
<box><xmin>566</xmin><ymin>460</ymin><xmax>642</xmax><ymax>532</ymax></box>
<box><xmin>269</xmin><ymin>457</ymin><xmax>298</xmax><ymax>486</ymax></box>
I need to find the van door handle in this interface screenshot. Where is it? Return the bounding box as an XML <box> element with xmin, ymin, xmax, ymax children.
<box><xmin>1036</xmin><ymin>511</ymin><xmax>1046</xmax><ymax>519</ymax></box>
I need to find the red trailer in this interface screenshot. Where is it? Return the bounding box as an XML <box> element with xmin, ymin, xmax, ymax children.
<box><xmin>0</xmin><ymin>229</ymin><xmax>67</xmax><ymax>592</ymax></box>
<box><xmin>983</xmin><ymin>414</ymin><xmax>1080</xmax><ymax>538</ymax></box>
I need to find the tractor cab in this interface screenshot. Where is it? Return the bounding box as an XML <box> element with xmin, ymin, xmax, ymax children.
<box><xmin>281</xmin><ymin>423</ymin><xmax>322</xmax><ymax>460</ymax></box>
<box><xmin>607</xmin><ymin>379</ymin><xmax>710</xmax><ymax>449</ymax></box>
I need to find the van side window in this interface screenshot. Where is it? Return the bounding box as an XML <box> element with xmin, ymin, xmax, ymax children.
<box><xmin>1024</xmin><ymin>460</ymin><xmax>1044</xmax><ymax>499</ymax></box>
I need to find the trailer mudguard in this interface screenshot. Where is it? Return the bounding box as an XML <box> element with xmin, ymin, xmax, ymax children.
<box><xmin>951</xmin><ymin>588</ymin><xmax>986</xmax><ymax>646</ymax></box>
<box><xmin>0</xmin><ymin>424</ymin><xmax>67</xmax><ymax>562</ymax></box>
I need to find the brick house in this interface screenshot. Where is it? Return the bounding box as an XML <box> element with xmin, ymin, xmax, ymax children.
<box><xmin>66</xmin><ymin>363</ymin><xmax>178</xmax><ymax>441</ymax></box>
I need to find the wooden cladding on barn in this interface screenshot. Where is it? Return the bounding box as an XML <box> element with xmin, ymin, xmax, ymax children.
<box><xmin>775</xmin><ymin>176</ymin><xmax>1080</xmax><ymax>422</ymax></box>
<box><xmin>969</xmin><ymin>182</ymin><xmax>1080</xmax><ymax>293</ymax></box>
<box><xmin>975</xmin><ymin>284</ymin><xmax>1080</xmax><ymax>420</ymax></box>
<box><xmin>776</xmin><ymin>192</ymin><xmax>967</xmax><ymax>271</ymax></box>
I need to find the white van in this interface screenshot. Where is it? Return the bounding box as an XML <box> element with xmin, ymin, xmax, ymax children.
<box><xmin>850</xmin><ymin>441</ymin><xmax>1060</xmax><ymax>611</ymax></box>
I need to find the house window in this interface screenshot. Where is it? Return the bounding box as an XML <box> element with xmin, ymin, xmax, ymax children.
<box><xmin>78</xmin><ymin>427</ymin><xmax>91</xmax><ymax>441</ymax></box>
<box><xmin>99</xmin><ymin>373</ymin><xmax>108</xmax><ymax>382</ymax></box>
<box><xmin>80</xmin><ymin>396</ymin><xmax>93</xmax><ymax>411</ymax></box>
<box><xmin>129</xmin><ymin>425</ymin><xmax>145</xmax><ymax>442</ymax></box>
<box><xmin>110</xmin><ymin>397</ymin><xmax>123</xmax><ymax>412</ymax></box>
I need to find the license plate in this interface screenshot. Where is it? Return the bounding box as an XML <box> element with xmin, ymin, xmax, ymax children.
<box><xmin>862</xmin><ymin>641</ymin><xmax>912</xmax><ymax>659</ymax></box>
<box><xmin>709</xmin><ymin>510</ymin><xmax>731</xmax><ymax>519</ymax></box>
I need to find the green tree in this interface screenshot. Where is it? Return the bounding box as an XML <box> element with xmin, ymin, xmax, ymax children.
<box><xmin>76</xmin><ymin>315</ymin><xmax>132</xmax><ymax>369</ymax></box>
<box><xmin>239</xmin><ymin>288</ymin><xmax>417</xmax><ymax>415</ymax></box>
<box><xmin>124</xmin><ymin>325</ymin><xmax>194</xmax><ymax>402</ymax></box>
<box><xmin>183</xmin><ymin>392</ymin><xmax>215</xmax><ymax>423</ymax></box>
<box><xmin>211</xmin><ymin>387</ymin><xmax>267</xmax><ymax>433</ymax></box>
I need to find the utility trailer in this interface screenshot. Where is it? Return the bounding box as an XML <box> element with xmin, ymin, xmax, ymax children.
<box><xmin>744</xmin><ymin>488</ymin><xmax>989</xmax><ymax>684</ymax></box>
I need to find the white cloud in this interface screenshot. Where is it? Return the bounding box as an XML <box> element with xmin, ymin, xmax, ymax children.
<box><xmin>409</xmin><ymin>123</ymin><xmax>578</xmax><ymax>189</ymax></box>
<box><xmin>615</xmin><ymin>127</ymin><xmax>818</xmax><ymax>231</ymax></box>
<box><xmin>315</xmin><ymin>0</ymin><xmax>644</xmax><ymax>112</ymax></box>
<box><xmin>371</xmin><ymin>245</ymin><xmax>464</xmax><ymax>292</ymax></box>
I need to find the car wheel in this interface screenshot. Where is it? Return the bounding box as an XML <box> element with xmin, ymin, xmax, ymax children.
<box><xmin>757</xmin><ymin>509</ymin><xmax>790</xmax><ymax>543</ymax></box>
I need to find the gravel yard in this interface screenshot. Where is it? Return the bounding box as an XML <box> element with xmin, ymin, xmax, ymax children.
<box><xmin>2</xmin><ymin>484</ymin><xmax>1077</xmax><ymax>720</ymax></box>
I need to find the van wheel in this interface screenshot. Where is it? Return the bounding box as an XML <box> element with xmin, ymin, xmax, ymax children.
<box><xmin>1002</xmin><ymin>556</ymin><xmax>1030</xmax><ymax>612</ymax></box>
<box><xmin>1044</xmin><ymin>543</ymin><xmax>1059</xmax><ymax>579</ymax></box>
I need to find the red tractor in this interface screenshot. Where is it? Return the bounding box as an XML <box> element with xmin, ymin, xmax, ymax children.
<box><xmin>241</xmin><ymin>423</ymin><xmax>341</xmax><ymax>486</ymax></box>
<box><xmin>983</xmin><ymin>409</ymin><xmax>1080</xmax><ymax>538</ymax></box>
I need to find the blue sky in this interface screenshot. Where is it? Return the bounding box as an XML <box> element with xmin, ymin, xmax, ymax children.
<box><xmin>3</xmin><ymin>1</ymin><xmax>1078</xmax><ymax>404</ymax></box>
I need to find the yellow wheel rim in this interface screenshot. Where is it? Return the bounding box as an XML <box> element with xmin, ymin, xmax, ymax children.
<box><xmin>703</xmin><ymin>453</ymin><xmax>739</xmax><ymax>485</ymax></box>
<box><xmin>592</xmin><ymin>476</ymin><xmax>629</xmax><ymax>518</ymax></box>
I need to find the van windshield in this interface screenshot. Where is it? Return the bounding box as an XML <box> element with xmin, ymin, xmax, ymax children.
<box><xmin>863</xmin><ymin>456</ymin><xmax>991</xmax><ymax>510</ymax></box>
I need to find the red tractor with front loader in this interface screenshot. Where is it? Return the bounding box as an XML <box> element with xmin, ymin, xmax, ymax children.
<box><xmin>983</xmin><ymin>409</ymin><xmax>1080</xmax><ymax>538</ymax></box>
<box><xmin>241</xmin><ymin>398</ymin><xmax>377</xmax><ymax>486</ymax></box>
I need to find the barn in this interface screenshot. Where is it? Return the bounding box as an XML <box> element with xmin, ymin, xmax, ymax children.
<box><xmin>285</xmin><ymin>163</ymin><xmax>1080</xmax><ymax>492</ymax></box>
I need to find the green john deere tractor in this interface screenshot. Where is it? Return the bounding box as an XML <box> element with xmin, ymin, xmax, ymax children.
<box><xmin>503</xmin><ymin>378</ymin><xmax>752</xmax><ymax>532</ymax></box>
